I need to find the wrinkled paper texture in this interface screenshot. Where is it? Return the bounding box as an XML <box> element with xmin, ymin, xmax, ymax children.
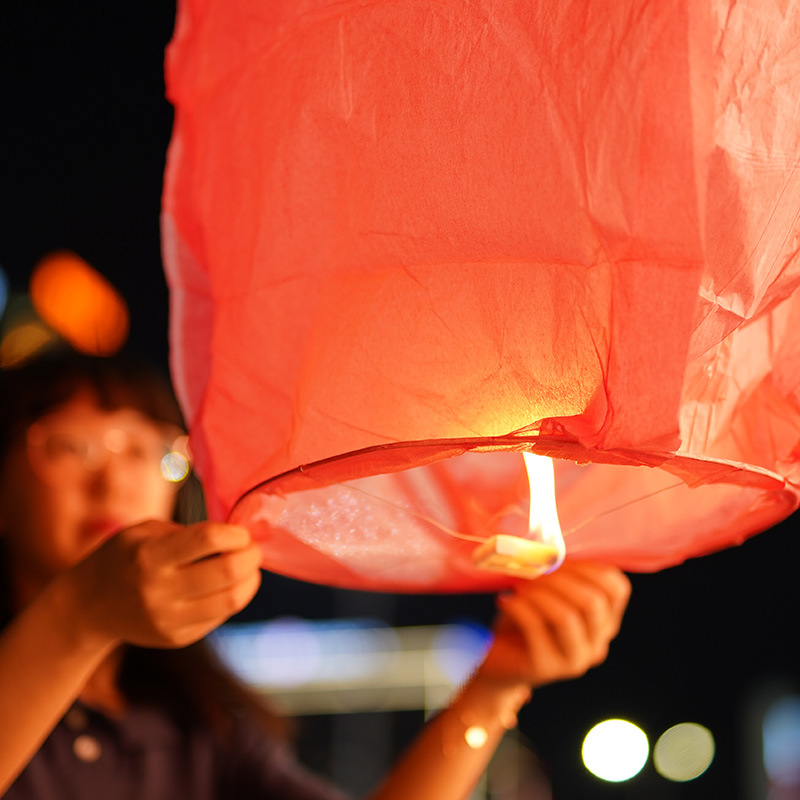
<box><xmin>162</xmin><ymin>0</ymin><xmax>800</xmax><ymax>591</ymax></box>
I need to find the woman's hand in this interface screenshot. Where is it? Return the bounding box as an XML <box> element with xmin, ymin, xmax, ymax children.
<box><xmin>477</xmin><ymin>560</ymin><xmax>631</xmax><ymax>691</ymax></box>
<box><xmin>0</xmin><ymin>520</ymin><xmax>260</xmax><ymax>794</ymax></box>
<box><xmin>61</xmin><ymin>520</ymin><xmax>262</xmax><ymax>651</ymax></box>
<box><xmin>368</xmin><ymin>561</ymin><xmax>630</xmax><ymax>800</ymax></box>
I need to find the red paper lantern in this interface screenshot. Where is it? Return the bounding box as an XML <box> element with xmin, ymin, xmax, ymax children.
<box><xmin>162</xmin><ymin>0</ymin><xmax>800</xmax><ymax>592</ymax></box>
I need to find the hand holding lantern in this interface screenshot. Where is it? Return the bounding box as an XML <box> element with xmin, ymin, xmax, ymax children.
<box><xmin>480</xmin><ymin>561</ymin><xmax>631</xmax><ymax>691</ymax></box>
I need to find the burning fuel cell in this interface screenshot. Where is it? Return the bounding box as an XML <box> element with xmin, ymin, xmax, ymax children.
<box><xmin>473</xmin><ymin>453</ymin><xmax>565</xmax><ymax>579</ymax></box>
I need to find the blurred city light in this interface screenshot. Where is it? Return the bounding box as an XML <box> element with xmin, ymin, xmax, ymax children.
<box><xmin>210</xmin><ymin>618</ymin><xmax>490</xmax><ymax>715</ymax></box>
<box><xmin>213</xmin><ymin>617</ymin><xmax>326</xmax><ymax>688</ymax></box>
<box><xmin>29</xmin><ymin>250</ymin><xmax>129</xmax><ymax>355</ymax></box>
<box><xmin>0</xmin><ymin>266</ymin><xmax>8</xmax><ymax>318</ymax></box>
<box><xmin>0</xmin><ymin>320</ymin><xmax>57</xmax><ymax>367</ymax></box>
<box><xmin>582</xmin><ymin>719</ymin><xmax>649</xmax><ymax>782</ymax></box>
<box><xmin>653</xmin><ymin>722</ymin><xmax>715</xmax><ymax>782</ymax></box>
<box><xmin>763</xmin><ymin>694</ymin><xmax>800</xmax><ymax>789</ymax></box>
<box><xmin>431</xmin><ymin>621</ymin><xmax>492</xmax><ymax>684</ymax></box>
<box><xmin>161</xmin><ymin>434</ymin><xmax>192</xmax><ymax>482</ymax></box>
<box><xmin>160</xmin><ymin>450</ymin><xmax>190</xmax><ymax>482</ymax></box>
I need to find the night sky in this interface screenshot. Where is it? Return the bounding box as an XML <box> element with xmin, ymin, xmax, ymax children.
<box><xmin>2</xmin><ymin>3</ymin><xmax>799</xmax><ymax>798</ymax></box>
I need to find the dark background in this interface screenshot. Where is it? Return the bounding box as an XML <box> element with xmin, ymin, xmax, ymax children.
<box><xmin>2</xmin><ymin>3</ymin><xmax>798</xmax><ymax>797</ymax></box>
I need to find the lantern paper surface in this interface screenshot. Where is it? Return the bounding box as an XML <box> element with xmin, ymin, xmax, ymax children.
<box><xmin>162</xmin><ymin>0</ymin><xmax>800</xmax><ymax>592</ymax></box>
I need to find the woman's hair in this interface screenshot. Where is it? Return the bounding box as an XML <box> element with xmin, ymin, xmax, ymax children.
<box><xmin>0</xmin><ymin>348</ymin><xmax>289</xmax><ymax>741</ymax></box>
<box><xmin>0</xmin><ymin>348</ymin><xmax>185</xmax><ymax>448</ymax></box>
<box><xmin>0</xmin><ymin>348</ymin><xmax>205</xmax><ymax>525</ymax></box>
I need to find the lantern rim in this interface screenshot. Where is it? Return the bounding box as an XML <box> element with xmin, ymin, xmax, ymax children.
<box><xmin>229</xmin><ymin>434</ymin><xmax>789</xmax><ymax>513</ymax></box>
<box><xmin>227</xmin><ymin>437</ymin><xmax>798</xmax><ymax>591</ymax></box>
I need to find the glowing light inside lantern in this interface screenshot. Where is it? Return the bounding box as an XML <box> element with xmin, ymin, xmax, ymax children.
<box><xmin>473</xmin><ymin>452</ymin><xmax>565</xmax><ymax>579</ymax></box>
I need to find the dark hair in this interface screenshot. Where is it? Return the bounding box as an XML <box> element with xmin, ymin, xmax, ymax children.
<box><xmin>0</xmin><ymin>349</ymin><xmax>289</xmax><ymax>741</ymax></box>
<box><xmin>0</xmin><ymin>348</ymin><xmax>206</xmax><ymax>525</ymax></box>
<box><xmin>0</xmin><ymin>348</ymin><xmax>185</xmax><ymax>453</ymax></box>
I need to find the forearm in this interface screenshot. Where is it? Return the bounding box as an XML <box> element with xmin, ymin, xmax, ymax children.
<box><xmin>368</xmin><ymin>669</ymin><xmax>531</xmax><ymax>800</ymax></box>
<box><xmin>0</xmin><ymin>575</ymin><xmax>115</xmax><ymax>795</ymax></box>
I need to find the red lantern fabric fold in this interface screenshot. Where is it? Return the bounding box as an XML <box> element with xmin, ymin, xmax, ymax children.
<box><xmin>162</xmin><ymin>0</ymin><xmax>800</xmax><ymax>592</ymax></box>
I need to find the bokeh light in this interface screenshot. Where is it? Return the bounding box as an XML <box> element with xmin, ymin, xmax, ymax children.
<box><xmin>211</xmin><ymin>618</ymin><xmax>400</xmax><ymax>690</ymax></box>
<box><xmin>582</xmin><ymin>719</ymin><xmax>649</xmax><ymax>782</ymax></box>
<box><xmin>654</xmin><ymin>722</ymin><xmax>715</xmax><ymax>782</ymax></box>
<box><xmin>0</xmin><ymin>266</ymin><xmax>8</xmax><ymax>319</ymax></box>
<box><xmin>0</xmin><ymin>321</ymin><xmax>58</xmax><ymax>368</ymax></box>
<box><xmin>29</xmin><ymin>251</ymin><xmax>129</xmax><ymax>355</ymax></box>
<box><xmin>464</xmin><ymin>725</ymin><xmax>489</xmax><ymax>749</ymax></box>
<box><xmin>763</xmin><ymin>694</ymin><xmax>800</xmax><ymax>788</ymax></box>
<box><xmin>220</xmin><ymin>617</ymin><xmax>322</xmax><ymax>688</ymax></box>
<box><xmin>431</xmin><ymin>622</ymin><xmax>491</xmax><ymax>685</ymax></box>
<box><xmin>160</xmin><ymin>434</ymin><xmax>192</xmax><ymax>482</ymax></box>
<box><xmin>160</xmin><ymin>451</ymin><xmax>190</xmax><ymax>482</ymax></box>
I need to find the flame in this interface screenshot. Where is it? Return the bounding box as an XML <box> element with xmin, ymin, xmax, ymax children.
<box><xmin>472</xmin><ymin>452</ymin><xmax>565</xmax><ymax>579</ymax></box>
<box><xmin>523</xmin><ymin>452</ymin><xmax>565</xmax><ymax>563</ymax></box>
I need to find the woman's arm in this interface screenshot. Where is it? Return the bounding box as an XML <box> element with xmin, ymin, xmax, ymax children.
<box><xmin>0</xmin><ymin>520</ymin><xmax>261</xmax><ymax>795</ymax></box>
<box><xmin>0</xmin><ymin>571</ymin><xmax>116</xmax><ymax>795</ymax></box>
<box><xmin>368</xmin><ymin>561</ymin><xmax>631</xmax><ymax>800</ymax></box>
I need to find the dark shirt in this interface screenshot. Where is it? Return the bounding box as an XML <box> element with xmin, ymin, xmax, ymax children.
<box><xmin>5</xmin><ymin>701</ymin><xmax>350</xmax><ymax>800</ymax></box>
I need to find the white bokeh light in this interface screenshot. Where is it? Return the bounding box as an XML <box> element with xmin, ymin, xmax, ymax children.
<box><xmin>582</xmin><ymin>719</ymin><xmax>649</xmax><ymax>782</ymax></box>
<box><xmin>161</xmin><ymin>451</ymin><xmax>190</xmax><ymax>482</ymax></box>
<box><xmin>654</xmin><ymin>722</ymin><xmax>715</xmax><ymax>782</ymax></box>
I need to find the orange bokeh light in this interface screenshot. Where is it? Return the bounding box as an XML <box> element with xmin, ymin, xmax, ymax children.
<box><xmin>29</xmin><ymin>251</ymin><xmax>129</xmax><ymax>356</ymax></box>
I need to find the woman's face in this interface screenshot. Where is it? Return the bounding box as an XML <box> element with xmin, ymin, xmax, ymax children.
<box><xmin>0</xmin><ymin>391</ymin><xmax>179</xmax><ymax>600</ymax></box>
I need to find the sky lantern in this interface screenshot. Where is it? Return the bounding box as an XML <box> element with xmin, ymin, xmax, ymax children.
<box><xmin>29</xmin><ymin>251</ymin><xmax>129</xmax><ymax>356</ymax></box>
<box><xmin>161</xmin><ymin>0</ymin><xmax>800</xmax><ymax>592</ymax></box>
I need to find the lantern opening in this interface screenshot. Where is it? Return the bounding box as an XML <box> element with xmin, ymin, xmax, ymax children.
<box><xmin>472</xmin><ymin>453</ymin><xmax>565</xmax><ymax>579</ymax></box>
<box><xmin>231</xmin><ymin>437</ymin><xmax>792</xmax><ymax>593</ymax></box>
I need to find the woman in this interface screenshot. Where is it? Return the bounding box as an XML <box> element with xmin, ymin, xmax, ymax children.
<box><xmin>0</xmin><ymin>349</ymin><xmax>630</xmax><ymax>799</ymax></box>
